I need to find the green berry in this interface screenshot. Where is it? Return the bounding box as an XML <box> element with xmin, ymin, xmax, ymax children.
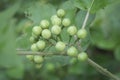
<box><xmin>51</xmin><ymin>25</ymin><xmax>61</xmax><ymax>35</ymax></box>
<box><xmin>42</xmin><ymin>29</ymin><xmax>51</xmax><ymax>39</ymax></box>
<box><xmin>67</xmin><ymin>26</ymin><xmax>77</xmax><ymax>36</ymax></box>
<box><xmin>55</xmin><ymin>41</ymin><xmax>66</xmax><ymax>51</ymax></box>
<box><xmin>51</xmin><ymin>17</ymin><xmax>61</xmax><ymax>25</ymax></box>
<box><xmin>29</xmin><ymin>36</ymin><xmax>36</xmax><ymax>43</ymax></box>
<box><xmin>67</xmin><ymin>46</ymin><xmax>78</xmax><ymax>57</ymax></box>
<box><xmin>51</xmin><ymin>15</ymin><xmax>58</xmax><ymax>20</ymax></box>
<box><xmin>36</xmin><ymin>40</ymin><xmax>46</xmax><ymax>50</ymax></box>
<box><xmin>32</xmin><ymin>26</ymin><xmax>42</xmax><ymax>36</ymax></box>
<box><xmin>77</xmin><ymin>29</ymin><xmax>87</xmax><ymax>39</ymax></box>
<box><xmin>34</xmin><ymin>56</ymin><xmax>44</xmax><ymax>63</ymax></box>
<box><xmin>78</xmin><ymin>52</ymin><xmax>88</xmax><ymax>61</ymax></box>
<box><xmin>40</xmin><ymin>20</ymin><xmax>49</xmax><ymax>28</ymax></box>
<box><xmin>57</xmin><ymin>9</ymin><xmax>65</xmax><ymax>17</ymax></box>
<box><xmin>62</xmin><ymin>18</ymin><xmax>71</xmax><ymax>27</ymax></box>
<box><xmin>35</xmin><ymin>64</ymin><xmax>42</xmax><ymax>69</ymax></box>
<box><xmin>31</xmin><ymin>43</ymin><xmax>39</xmax><ymax>51</ymax></box>
<box><xmin>26</xmin><ymin>55</ymin><xmax>34</xmax><ymax>61</ymax></box>
<box><xmin>46</xmin><ymin>63</ymin><xmax>55</xmax><ymax>71</ymax></box>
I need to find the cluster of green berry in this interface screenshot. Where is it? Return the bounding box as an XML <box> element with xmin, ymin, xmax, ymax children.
<box><xmin>27</xmin><ymin>9</ymin><xmax>88</xmax><ymax>68</ymax></box>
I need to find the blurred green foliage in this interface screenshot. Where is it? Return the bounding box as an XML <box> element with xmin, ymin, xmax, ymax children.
<box><xmin>0</xmin><ymin>0</ymin><xmax>120</xmax><ymax>80</ymax></box>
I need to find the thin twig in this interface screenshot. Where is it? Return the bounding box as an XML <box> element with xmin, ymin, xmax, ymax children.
<box><xmin>87</xmin><ymin>58</ymin><xmax>120</xmax><ymax>80</ymax></box>
<box><xmin>81</xmin><ymin>0</ymin><xmax>94</xmax><ymax>29</ymax></box>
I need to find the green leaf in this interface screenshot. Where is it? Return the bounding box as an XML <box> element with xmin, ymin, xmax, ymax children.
<box><xmin>72</xmin><ymin>0</ymin><xmax>115</xmax><ymax>13</ymax></box>
<box><xmin>6</xmin><ymin>65</ymin><xmax>24</xmax><ymax>79</ymax></box>
<box><xmin>28</xmin><ymin>3</ymin><xmax>56</xmax><ymax>25</ymax></box>
<box><xmin>90</xmin><ymin>1</ymin><xmax>120</xmax><ymax>50</ymax></box>
<box><xmin>44</xmin><ymin>55</ymin><xmax>70</xmax><ymax>68</ymax></box>
<box><xmin>114</xmin><ymin>46</ymin><xmax>120</xmax><ymax>61</ymax></box>
<box><xmin>75</xmin><ymin>10</ymin><xmax>95</xmax><ymax>29</ymax></box>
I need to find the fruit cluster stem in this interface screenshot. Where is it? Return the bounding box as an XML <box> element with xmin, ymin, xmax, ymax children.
<box><xmin>87</xmin><ymin>58</ymin><xmax>120</xmax><ymax>80</ymax></box>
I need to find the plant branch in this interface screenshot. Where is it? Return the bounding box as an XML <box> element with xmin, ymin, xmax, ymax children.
<box><xmin>87</xmin><ymin>58</ymin><xmax>120</xmax><ymax>80</ymax></box>
<box><xmin>17</xmin><ymin>50</ymin><xmax>120</xmax><ymax>80</ymax></box>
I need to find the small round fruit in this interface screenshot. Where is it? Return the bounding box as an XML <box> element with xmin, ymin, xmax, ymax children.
<box><xmin>67</xmin><ymin>46</ymin><xmax>78</xmax><ymax>57</ymax></box>
<box><xmin>46</xmin><ymin>63</ymin><xmax>55</xmax><ymax>71</ymax></box>
<box><xmin>34</xmin><ymin>56</ymin><xmax>44</xmax><ymax>63</ymax></box>
<box><xmin>51</xmin><ymin>17</ymin><xmax>61</xmax><ymax>25</ymax></box>
<box><xmin>57</xmin><ymin>9</ymin><xmax>65</xmax><ymax>17</ymax></box>
<box><xmin>77</xmin><ymin>29</ymin><xmax>87</xmax><ymax>39</ymax></box>
<box><xmin>36</xmin><ymin>40</ymin><xmax>46</xmax><ymax>50</ymax></box>
<box><xmin>55</xmin><ymin>41</ymin><xmax>66</xmax><ymax>51</ymax></box>
<box><xmin>26</xmin><ymin>55</ymin><xmax>34</xmax><ymax>61</ymax></box>
<box><xmin>67</xmin><ymin>26</ymin><xmax>77</xmax><ymax>36</ymax></box>
<box><xmin>51</xmin><ymin>15</ymin><xmax>58</xmax><ymax>20</ymax></box>
<box><xmin>42</xmin><ymin>29</ymin><xmax>51</xmax><ymax>39</ymax></box>
<box><xmin>51</xmin><ymin>25</ymin><xmax>61</xmax><ymax>35</ymax></box>
<box><xmin>62</xmin><ymin>18</ymin><xmax>71</xmax><ymax>27</ymax></box>
<box><xmin>40</xmin><ymin>20</ymin><xmax>49</xmax><ymax>28</ymax></box>
<box><xmin>31</xmin><ymin>43</ymin><xmax>39</xmax><ymax>51</ymax></box>
<box><xmin>32</xmin><ymin>26</ymin><xmax>42</xmax><ymax>36</ymax></box>
<box><xmin>78</xmin><ymin>52</ymin><xmax>88</xmax><ymax>61</ymax></box>
<box><xmin>29</xmin><ymin>36</ymin><xmax>36</xmax><ymax>43</ymax></box>
<box><xmin>35</xmin><ymin>64</ymin><xmax>42</xmax><ymax>69</ymax></box>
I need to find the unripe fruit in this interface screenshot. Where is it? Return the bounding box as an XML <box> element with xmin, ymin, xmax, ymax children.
<box><xmin>67</xmin><ymin>46</ymin><xmax>78</xmax><ymax>57</ymax></box>
<box><xmin>32</xmin><ymin>26</ymin><xmax>42</xmax><ymax>36</ymax></box>
<box><xmin>78</xmin><ymin>52</ymin><xmax>88</xmax><ymax>61</ymax></box>
<box><xmin>55</xmin><ymin>41</ymin><xmax>66</xmax><ymax>51</ymax></box>
<box><xmin>40</xmin><ymin>20</ymin><xmax>49</xmax><ymax>28</ymax></box>
<box><xmin>32</xmin><ymin>32</ymin><xmax>38</xmax><ymax>39</ymax></box>
<box><xmin>42</xmin><ymin>29</ymin><xmax>51</xmax><ymax>39</ymax></box>
<box><xmin>31</xmin><ymin>43</ymin><xmax>39</xmax><ymax>51</ymax></box>
<box><xmin>62</xmin><ymin>18</ymin><xmax>71</xmax><ymax>27</ymax></box>
<box><xmin>67</xmin><ymin>26</ymin><xmax>77</xmax><ymax>36</ymax></box>
<box><xmin>34</xmin><ymin>56</ymin><xmax>44</xmax><ymax>63</ymax></box>
<box><xmin>46</xmin><ymin>63</ymin><xmax>55</xmax><ymax>71</ymax></box>
<box><xmin>36</xmin><ymin>40</ymin><xmax>46</xmax><ymax>50</ymax></box>
<box><xmin>77</xmin><ymin>29</ymin><xmax>87</xmax><ymax>39</ymax></box>
<box><xmin>26</xmin><ymin>55</ymin><xmax>34</xmax><ymax>61</ymax></box>
<box><xmin>57</xmin><ymin>9</ymin><xmax>65</xmax><ymax>17</ymax></box>
<box><xmin>51</xmin><ymin>17</ymin><xmax>61</xmax><ymax>25</ymax></box>
<box><xmin>29</xmin><ymin>36</ymin><xmax>36</xmax><ymax>43</ymax></box>
<box><xmin>35</xmin><ymin>64</ymin><xmax>42</xmax><ymax>69</ymax></box>
<box><xmin>51</xmin><ymin>25</ymin><xmax>61</xmax><ymax>35</ymax></box>
<box><xmin>51</xmin><ymin>15</ymin><xmax>58</xmax><ymax>20</ymax></box>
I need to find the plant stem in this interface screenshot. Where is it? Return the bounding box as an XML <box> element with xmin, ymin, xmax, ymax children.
<box><xmin>81</xmin><ymin>0</ymin><xmax>94</xmax><ymax>29</ymax></box>
<box><xmin>17</xmin><ymin>51</ymin><xmax>120</xmax><ymax>80</ymax></box>
<box><xmin>87</xmin><ymin>58</ymin><xmax>120</xmax><ymax>80</ymax></box>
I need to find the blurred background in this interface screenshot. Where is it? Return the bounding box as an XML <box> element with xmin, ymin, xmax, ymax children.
<box><xmin>0</xmin><ymin>0</ymin><xmax>120</xmax><ymax>80</ymax></box>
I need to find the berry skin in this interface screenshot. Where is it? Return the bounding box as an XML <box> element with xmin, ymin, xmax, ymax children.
<box><xmin>51</xmin><ymin>15</ymin><xmax>58</xmax><ymax>20</ymax></box>
<box><xmin>78</xmin><ymin>52</ymin><xmax>88</xmax><ymax>61</ymax></box>
<box><xmin>42</xmin><ymin>29</ymin><xmax>51</xmax><ymax>39</ymax></box>
<box><xmin>55</xmin><ymin>41</ymin><xmax>66</xmax><ymax>51</ymax></box>
<box><xmin>36</xmin><ymin>40</ymin><xmax>46</xmax><ymax>50</ymax></box>
<box><xmin>35</xmin><ymin>64</ymin><xmax>42</xmax><ymax>69</ymax></box>
<box><xmin>51</xmin><ymin>25</ymin><xmax>61</xmax><ymax>35</ymax></box>
<box><xmin>32</xmin><ymin>26</ymin><xmax>42</xmax><ymax>36</ymax></box>
<box><xmin>77</xmin><ymin>29</ymin><xmax>87</xmax><ymax>39</ymax></box>
<box><xmin>67</xmin><ymin>46</ymin><xmax>78</xmax><ymax>57</ymax></box>
<box><xmin>31</xmin><ymin>43</ymin><xmax>39</xmax><ymax>51</ymax></box>
<box><xmin>67</xmin><ymin>26</ymin><xmax>77</xmax><ymax>36</ymax></box>
<box><xmin>57</xmin><ymin>9</ymin><xmax>65</xmax><ymax>17</ymax></box>
<box><xmin>34</xmin><ymin>56</ymin><xmax>44</xmax><ymax>63</ymax></box>
<box><xmin>29</xmin><ymin>36</ymin><xmax>36</xmax><ymax>43</ymax></box>
<box><xmin>46</xmin><ymin>63</ymin><xmax>55</xmax><ymax>71</ymax></box>
<box><xmin>62</xmin><ymin>18</ymin><xmax>71</xmax><ymax>27</ymax></box>
<box><xmin>40</xmin><ymin>20</ymin><xmax>49</xmax><ymax>28</ymax></box>
<box><xmin>51</xmin><ymin>17</ymin><xmax>61</xmax><ymax>25</ymax></box>
<box><xmin>26</xmin><ymin>55</ymin><xmax>34</xmax><ymax>61</ymax></box>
